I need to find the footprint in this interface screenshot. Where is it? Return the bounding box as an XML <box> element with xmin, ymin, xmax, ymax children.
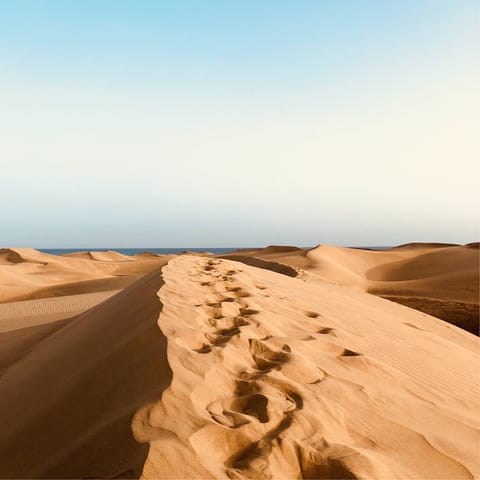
<box><xmin>209</xmin><ymin>412</ymin><xmax>250</xmax><ymax>429</ymax></box>
<box><xmin>318</xmin><ymin>327</ymin><xmax>334</xmax><ymax>335</ymax></box>
<box><xmin>305</xmin><ymin>311</ymin><xmax>319</xmax><ymax>319</ymax></box>
<box><xmin>285</xmin><ymin>390</ymin><xmax>303</xmax><ymax>410</ymax></box>
<box><xmin>207</xmin><ymin>302</ymin><xmax>222</xmax><ymax>308</ymax></box>
<box><xmin>218</xmin><ymin>296</ymin><xmax>235</xmax><ymax>303</ymax></box>
<box><xmin>227</xmin><ymin>286</ymin><xmax>243</xmax><ymax>293</ymax></box>
<box><xmin>239</xmin><ymin>308</ymin><xmax>260</xmax><ymax>317</ymax></box>
<box><xmin>235</xmin><ymin>289</ymin><xmax>251</xmax><ymax>298</ymax></box>
<box><xmin>205</xmin><ymin>333</ymin><xmax>231</xmax><ymax>345</ymax></box>
<box><xmin>249</xmin><ymin>339</ymin><xmax>291</xmax><ymax>370</ymax></box>
<box><xmin>298</xmin><ymin>440</ymin><xmax>378</xmax><ymax>480</ymax></box>
<box><xmin>234</xmin><ymin>377</ymin><xmax>261</xmax><ymax>396</ymax></box>
<box><xmin>218</xmin><ymin>326</ymin><xmax>241</xmax><ymax>337</ymax></box>
<box><xmin>340</xmin><ymin>348</ymin><xmax>361</xmax><ymax>357</ymax></box>
<box><xmin>231</xmin><ymin>393</ymin><xmax>269</xmax><ymax>423</ymax></box>
<box><xmin>234</xmin><ymin>316</ymin><xmax>250</xmax><ymax>327</ymax></box>
<box><xmin>205</xmin><ymin>327</ymin><xmax>241</xmax><ymax>346</ymax></box>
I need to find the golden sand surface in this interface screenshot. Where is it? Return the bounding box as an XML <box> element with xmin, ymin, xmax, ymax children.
<box><xmin>0</xmin><ymin>246</ymin><xmax>478</xmax><ymax>478</ymax></box>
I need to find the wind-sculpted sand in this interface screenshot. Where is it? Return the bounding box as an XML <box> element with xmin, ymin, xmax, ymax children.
<box><xmin>135</xmin><ymin>255</ymin><xmax>478</xmax><ymax>479</ymax></box>
<box><xmin>0</xmin><ymin>251</ymin><xmax>478</xmax><ymax>479</ymax></box>
<box><xmin>0</xmin><ymin>248</ymin><xmax>169</xmax><ymax>304</ymax></box>
<box><xmin>0</xmin><ymin>267</ymin><xmax>171</xmax><ymax>478</ymax></box>
<box><xmin>225</xmin><ymin>243</ymin><xmax>479</xmax><ymax>334</ymax></box>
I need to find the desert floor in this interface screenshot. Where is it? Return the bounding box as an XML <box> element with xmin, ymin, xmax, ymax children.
<box><xmin>0</xmin><ymin>244</ymin><xmax>478</xmax><ymax>479</ymax></box>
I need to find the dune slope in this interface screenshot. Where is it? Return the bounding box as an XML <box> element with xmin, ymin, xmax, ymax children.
<box><xmin>136</xmin><ymin>255</ymin><xmax>479</xmax><ymax>480</ymax></box>
<box><xmin>0</xmin><ymin>266</ymin><xmax>171</xmax><ymax>479</ymax></box>
<box><xmin>224</xmin><ymin>244</ymin><xmax>479</xmax><ymax>334</ymax></box>
<box><xmin>0</xmin><ymin>253</ymin><xmax>478</xmax><ymax>479</ymax></box>
<box><xmin>0</xmin><ymin>248</ymin><xmax>169</xmax><ymax>303</ymax></box>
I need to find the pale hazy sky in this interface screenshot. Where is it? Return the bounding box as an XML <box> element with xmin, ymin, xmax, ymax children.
<box><xmin>1</xmin><ymin>0</ymin><xmax>478</xmax><ymax>247</ymax></box>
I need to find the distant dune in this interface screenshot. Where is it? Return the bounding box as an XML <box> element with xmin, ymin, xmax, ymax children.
<box><xmin>390</xmin><ymin>242</ymin><xmax>461</xmax><ymax>250</ymax></box>
<box><xmin>0</xmin><ymin>247</ymin><xmax>169</xmax><ymax>304</ymax></box>
<box><xmin>0</xmin><ymin>247</ymin><xmax>478</xmax><ymax>478</ymax></box>
<box><xmin>63</xmin><ymin>250</ymin><xmax>136</xmax><ymax>262</ymax></box>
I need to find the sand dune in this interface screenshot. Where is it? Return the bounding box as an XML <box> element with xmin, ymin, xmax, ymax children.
<box><xmin>136</xmin><ymin>255</ymin><xmax>478</xmax><ymax>479</ymax></box>
<box><xmin>63</xmin><ymin>250</ymin><xmax>135</xmax><ymax>262</ymax></box>
<box><xmin>0</xmin><ymin>248</ymin><xmax>169</xmax><ymax>303</ymax></box>
<box><xmin>391</xmin><ymin>242</ymin><xmax>461</xmax><ymax>250</ymax></box>
<box><xmin>225</xmin><ymin>244</ymin><xmax>479</xmax><ymax>334</ymax></box>
<box><xmin>0</xmin><ymin>267</ymin><xmax>170</xmax><ymax>479</ymax></box>
<box><xmin>0</xmin><ymin>250</ymin><xmax>478</xmax><ymax>479</ymax></box>
<box><xmin>0</xmin><ymin>290</ymin><xmax>119</xmax><ymax>333</ymax></box>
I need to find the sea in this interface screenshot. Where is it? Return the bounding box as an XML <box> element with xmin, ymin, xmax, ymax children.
<box><xmin>38</xmin><ymin>246</ymin><xmax>391</xmax><ymax>256</ymax></box>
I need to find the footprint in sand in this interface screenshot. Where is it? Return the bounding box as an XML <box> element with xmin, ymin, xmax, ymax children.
<box><xmin>207</xmin><ymin>393</ymin><xmax>269</xmax><ymax>428</ymax></box>
<box><xmin>226</xmin><ymin>286</ymin><xmax>251</xmax><ymax>298</ymax></box>
<box><xmin>207</xmin><ymin>302</ymin><xmax>222</xmax><ymax>308</ymax></box>
<box><xmin>249</xmin><ymin>338</ymin><xmax>291</xmax><ymax>371</ymax></box>
<box><xmin>218</xmin><ymin>296</ymin><xmax>235</xmax><ymax>303</ymax></box>
<box><xmin>239</xmin><ymin>307</ymin><xmax>260</xmax><ymax>317</ymax></box>
<box><xmin>205</xmin><ymin>326</ymin><xmax>241</xmax><ymax>346</ymax></box>
<box><xmin>317</xmin><ymin>327</ymin><xmax>335</xmax><ymax>335</ymax></box>
<box><xmin>339</xmin><ymin>348</ymin><xmax>362</xmax><ymax>357</ymax></box>
<box><xmin>298</xmin><ymin>440</ymin><xmax>378</xmax><ymax>480</ymax></box>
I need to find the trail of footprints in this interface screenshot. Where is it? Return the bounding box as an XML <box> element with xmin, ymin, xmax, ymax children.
<box><xmin>189</xmin><ymin>258</ymin><xmax>364</xmax><ymax>478</ymax></box>
<box><xmin>189</xmin><ymin>260</ymin><xmax>258</xmax><ymax>354</ymax></box>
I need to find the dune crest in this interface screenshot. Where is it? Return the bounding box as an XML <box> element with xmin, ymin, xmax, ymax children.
<box><xmin>135</xmin><ymin>255</ymin><xmax>479</xmax><ymax>479</ymax></box>
<box><xmin>0</xmin><ymin>251</ymin><xmax>478</xmax><ymax>479</ymax></box>
<box><xmin>64</xmin><ymin>250</ymin><xmax>135</xmax><ymax>262</ymax></box>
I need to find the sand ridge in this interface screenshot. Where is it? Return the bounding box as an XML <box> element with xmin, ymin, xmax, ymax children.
<box><xmin>135</xmin><ymin>255</ymin><xmax>479</xmax><ymax>479</ymax></box>
<box><xmin>0</xmin><ymin>250</ymin><xmax>478</xmax><ymax>479</ymax></box>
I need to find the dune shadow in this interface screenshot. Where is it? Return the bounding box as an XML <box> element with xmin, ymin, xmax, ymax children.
<box><xmin>218</xmin><ymin>255</ymin><xmax>298</xmax><ymax>278</ymax></box>
<box><xmin>0</xmin><ymin>266</ymin><xmax>172</xmax><ymax>479</ymax></box>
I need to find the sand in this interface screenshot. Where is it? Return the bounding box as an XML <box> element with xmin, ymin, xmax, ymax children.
<box><xmin>0</xmin><ymin>247</ymin><xmax>169</xmax><ymax>304</ymax></box>
<box><xmin>0</xmin><ymin>248</ymin><xmax>478</xmax><ymax>479</ymax></box>
<box><xmin>224</xmin><ymin>243</ymin><xmax>479</xmax><ymax>334</ymax></box>
<box><xmin>0</xmin><ymin>267</ymin><xmax>170</xmax><ymax>478</ymax></box>
<box><xmin>136</xmin><ymin>255</ymin><xmax>479</xmax><ymax>479</ymax></box>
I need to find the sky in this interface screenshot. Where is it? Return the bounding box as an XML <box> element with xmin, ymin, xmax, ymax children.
<box><xmin>0</xmin><ymin>0</ymin><xmax>478</xmax><ymax>247</ymax></box>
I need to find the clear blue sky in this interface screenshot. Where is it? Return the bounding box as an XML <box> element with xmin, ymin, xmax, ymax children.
<box><xmin>1</xmin><ymin>0</ymin><xmax>478</xmax><ymax>247</ymax></box>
